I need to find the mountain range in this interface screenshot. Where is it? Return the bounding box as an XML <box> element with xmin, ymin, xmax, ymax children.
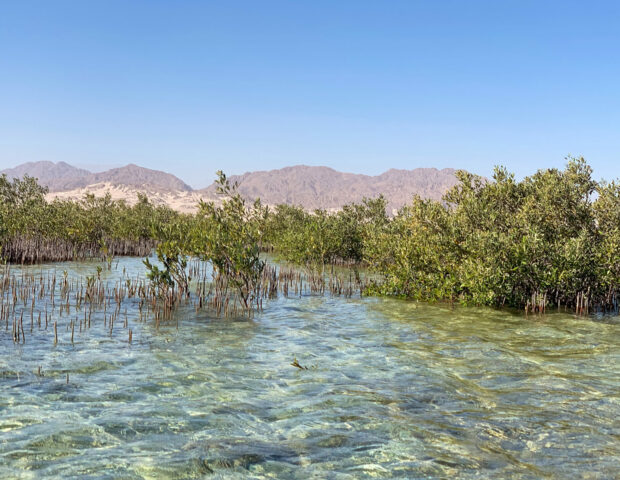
<box><xmin>1</xmin><ymin>161</ymin><xmax>191</xmax><ymax>192</ymax></box>
<box><xmin>1</xmin><ymin>161</ymin><xmax>460</xmax><ymax>212</ymax></box>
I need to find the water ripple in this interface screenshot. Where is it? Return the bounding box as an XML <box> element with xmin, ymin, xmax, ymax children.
<box><xmin>0</xmin><ymin>258</ymin><xmax>618</xmax><ymax>478</ymax></box>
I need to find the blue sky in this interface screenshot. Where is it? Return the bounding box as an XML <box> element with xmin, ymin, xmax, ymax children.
<box><xmin>1</xmin><ymin>1</ymin><xmax>619</xmax><ymax>187</ymax></box>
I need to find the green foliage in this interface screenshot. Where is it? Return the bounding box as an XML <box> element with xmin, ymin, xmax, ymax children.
<box><xmin>364</xmin><ymin>196</ymin><xmax>459</xmax><ymax>300</ymax></box>
<box><xmin>365</xmin><ymin>157</ymin><xmax>619</xmax><ymax>310</ymax></box>
<box><xmin>0</xmin><ymin>174</ymin><xmax>181</xmax><ymax>263</ymax></box>
<box><xmin>144</xmin><ymin>244</ymin><xmax>188</xmax><ymax>294</ymax></box>
<box><xmin>265</xmin><ymin>196</ymin><xmax>389</xmax><ymax>268</ymax></box>
<box><xmin>190</xmin><ymin>171</ymin><xmax>267</xmax><ymax>309</ymax></box>
<box><xmin>262</xmin><ymin>157</ymin><xmax>618</xmax><ymax>312</ymax></box>
<box><xmin>0</xmin><ymin>174</ymin><xmax>48</xmax><ymax>239</ymax></box>
<box><xmin>146</xmin><ymin>171</ymin><xmax>268</xmax><ymax>311</ymax></box>
<box><xmin>144</xmin><ymin>218</ymin><xmax>193</xmax><ymax>296</ymax></box>
<box><xmin>594</xmin><ymin>180</ymin><xmax>620</xmax><ymax>297</ymax></box>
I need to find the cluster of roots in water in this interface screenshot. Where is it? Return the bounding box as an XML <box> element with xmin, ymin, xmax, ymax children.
<box><xmin>0</xmin><ymin>235</ymin><xmax>155</xmax><ymax>264</ymax></box>
<box><xmin>186</xmin><ymin>261</ymin><xmax>367</xmax><ymax>317</ymax></box>
<box><xmin>524</xmin><ymin>288</ymin><xmax>618</xmax><ymax>316</ymax></box>
<box><xmin>1</xmin><ymin>260</ymin><xmax>368</xmax><ymax>347</ymax></box>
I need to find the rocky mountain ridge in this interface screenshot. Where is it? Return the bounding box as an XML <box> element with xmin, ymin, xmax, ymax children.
<box><xmin>1</xmin><ymin>162</ymin><xmax>191</xmax><ymax>192</ymax></box>
<box><xmin>1</xmin><ymin>161</ymin><xmax>460</xmax><ymax>212</ymax></box>
<box><xmin>199</xmin><ymin>165</ymin><xmax>458</xmax><ymax>212</ymax></box>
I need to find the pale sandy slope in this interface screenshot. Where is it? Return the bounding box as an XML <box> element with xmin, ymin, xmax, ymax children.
<box><xmin>45</xmin><ymin>183</ymin><xmax>343</xmax><ymax>214</ymax></box>
<box><xmin>46</xmin><ymin>182</ymin><xmax>207</xmax><ymax>213</ymax></box>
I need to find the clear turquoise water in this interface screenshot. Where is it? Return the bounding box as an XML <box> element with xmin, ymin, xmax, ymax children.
<box><xmin>0</xmin><ymin>257</ymin><xmax>618</xmax><ymax>479</ymax></box>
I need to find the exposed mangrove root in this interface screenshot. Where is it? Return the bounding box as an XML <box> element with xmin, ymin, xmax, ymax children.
<box><xmin>0</xmin><ymin>235</ymin><xmax>155</xmax><ymax>264</ymax></box>
<box><xmin>0</xmin><ymin>259</ymin><xmax>370</xmax><ymax>348</ymax></box>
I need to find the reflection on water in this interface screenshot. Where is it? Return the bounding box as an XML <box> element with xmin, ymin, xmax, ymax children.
<box><xmin>0</xmin><ymin>258</ymin><xmax>618</xmax><ymax>478</ymax></box>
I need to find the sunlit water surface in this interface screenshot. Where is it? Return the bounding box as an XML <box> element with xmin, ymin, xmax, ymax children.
<box><xmin>1</xmin><ymin>257</ymin><xmax>618</xmax><ymax>479</ymax></box>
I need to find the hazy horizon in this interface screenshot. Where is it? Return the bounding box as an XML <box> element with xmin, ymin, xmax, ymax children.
<box><xmin>1</xmin><ymin>1</ymin><xmax>619</xmax><ymax>187</ymax></box>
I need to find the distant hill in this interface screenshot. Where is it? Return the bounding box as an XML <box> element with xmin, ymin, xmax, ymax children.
<box><xmin>0</xmin><ymin>161</ymin><xmax>90</xmax><ymax>189</ymax></box>
<box><xmin>199</xmin><ymin>165</ymin><xmax>459</xmax><ymax>211</ymax></box>
<box><xmin>2</xmin><ymin>161</ymin><xmax>461</xmax><ymax>212</ymax></box>
<box><xmin>1</xmin><ymin>162</ymin><xmax>192</xmax><ymax>192</ymax></box>
<box><xmin>58</xmin><ymin>164</ymin><xmax>192</xmax><ymax>192</ymax></box>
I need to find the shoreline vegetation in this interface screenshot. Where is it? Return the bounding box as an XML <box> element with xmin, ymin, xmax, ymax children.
<box><xmin>1</xmin><ymin>157</ymin><xmax>618</xmax><ymax>317</ymax></box>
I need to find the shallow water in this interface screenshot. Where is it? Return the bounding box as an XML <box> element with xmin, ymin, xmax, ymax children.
<box><xmin>1</xmin><ymin>257</ymin><xmax>618</xmax><ymax>479</ymax></box>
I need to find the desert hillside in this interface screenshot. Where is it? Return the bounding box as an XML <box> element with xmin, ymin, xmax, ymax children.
<box><xmin>2</xmin><ymin>161</ymin><xmax>460</xmax><ymax>212</ymax></box>
<box><xmin>199</xmin><ymin>165</ymin><xmax>458</xmax><ymax>212</ymax></box>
